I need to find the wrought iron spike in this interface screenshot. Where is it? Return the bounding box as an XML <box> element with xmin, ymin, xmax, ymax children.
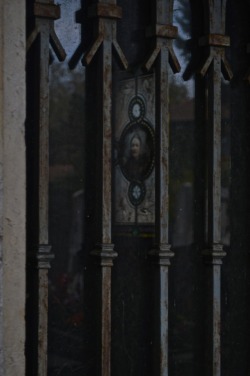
<box><xmin>82</xmin><ymin>2</ymin><xmax>127</xmax><ymax>375</ymax></box>
<box><xmin>199</xmin><ymin>54</ymin><xmax>214</xmax><ymax>77</ymax></box>
<box><xmin>82</xmin><ymin>35</ymin><xmax>104</xmax><ymax>65</ymax></box>
<box><xmin>198</xmin><ymin>43</ymin><xmax>232</xmax><ymax>80</ymax></box>
<box><xmin>26</xmin><ymin>2</ymin><xmax>65</xmax><ymax>375</ymax></box>
<box><xmin>200</xmin><ymin>1</ymin><xmax>230</xmax><ymax>375</ymax></box>
<box><xmin>82</xmin><ymin>1</ymin><xmax>128</xmax><ymax>68</ymax></box>
<box><xmin>144</xmin><ymin>0</ymin><xmax>180</xmax><ymax>73</ymax></box>
<box><xmin>27</xmin><ymin>26</ymin><xmax>40</xmax><ymax>51</ymax></box>
<box><xmin>199</xmin><ymin>0</ymin><xmax>232</xmax><ymax>80</ymax></box>
<box><xmin>221</xmin><ymin>55</ymin><xmax>233</xmax><ymax>80</ymax></box>
<box><xmin>146</xmin><ymin>1</ymin><xmax>179</xmax><ymax>375</ymax></box>
<box><xmin>27</xmin><ymin>1</ymin><xmax>66</xmax><ymax>62</ymax></box>
<box><xmin>112</xmin><ymin>40</ymin><xmax>128</xmax><ymax>70</ymax></box>
<box><xmin>49</xmin><ymin>27</ymin><xmax>66</xmax><ymax>61</ymax></box>
<box><xmin>168</xmin><ymin>45</ymin><xmax>181</xmax><ymax>73</ymax></box>
<box><xmin>144</xmin><ymin>47</ymin><xmax>161</xmax><ymax>72</ymax></box>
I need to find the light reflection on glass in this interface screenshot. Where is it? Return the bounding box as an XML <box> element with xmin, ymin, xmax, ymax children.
<box><xmin>54</xmin><ymin>0</ymin><xmax>82</xmax><ymax>61</ymax></box>
<box><xmin>171</xmin><ymin>0</ymin><xmax>195</xmax><ymax>248</ymax></box>
<box><xmin>169</xmin><ymin>1</ymin><xmax>196</xmax><ymax>375</ymax></box>
<box><xmin>48</xmin><ymin>1</ymin><xmax>86</xmax><ymax>375</ymax></box>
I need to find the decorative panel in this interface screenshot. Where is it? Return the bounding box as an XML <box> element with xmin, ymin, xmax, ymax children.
<box><xmin>114</xmin><ymin>74</ymin><xmax>155</xmax><ymax>225</ymax></box>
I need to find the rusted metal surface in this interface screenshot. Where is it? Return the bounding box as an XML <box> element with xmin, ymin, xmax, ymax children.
<box><xmin>145</xmin><ymin>0</ymin><xmax>179</xmax><ymax>374</ymax></box>
<box><xmin>27</xmin><ymin>3</ymin><xmax>66</xmax><ymax>60</ymax></box>
<box><xmin>34</xmin><ymin>3</ymin><xmax>60</xmax><ymax>20</ymax></box>
<box><xmin>199</xmin><ymin>1</ymin><xmax>232</xmax><ymax>80</ymax></box>
<box><xmin>27</xmin><ymin>1</ymin><xmax>66</xmax><ymax>375</ymax></box>
<box><xmin>144</xmin><ymin>0</ymin><xmax>180</xmax><ymax>73</ymax></box>
<box><xmin>88</xmin><ymin>4</ymin><xmax>122</xmax><ymax>19</ymax></box>
<box><xmin>199</xmin><ymin>1</ymin><xmax>232</xmax><ymax>375</ymax></box>
<box><xmin>83</xmin><ymin>5</ymin><xmax>128</xmax><ymax>69</ymax></box>
<box><xmin>146</xmin><ymin>24</ymin><xmax>178</xmax><ymax>39</ymax></box>
<box><xmin>90</xmin><ymin>247</ymin><xmax>116</xmax><ymax>376</ymax></box>
<box><xmin>199</xmin><ymin>34</ymin><xmax>230</xmax><ymax>47</ymax></box>
<box><xmin>37</xmin><ymin>245</ymin><xmax>54</xmax><ymax>376</ymax></box>
<box><xmin>83</xmin><ymin>1</ymin><xmax>127</xmax><ymax>375</ymax></box>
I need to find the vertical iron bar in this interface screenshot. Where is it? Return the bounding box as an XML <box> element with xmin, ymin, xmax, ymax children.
<box><xmin>208</xmin><ymin>55</ymin><xmax>221</xmax><ymax>244</ymax></box>
<box><xmin>37</xmin><ymin>15</ymin><xmax>55</xmax><ymax>376</ymax></box>
<box><xmin>102</xmin><ymin>36</ymin><xmax>112</xmax><ymax>245</ymax></box>
<box><xmin>155</xmin><ymin>44</ymin><xmax>172</xmax><ymax>376</ymax></box>
<box><xmin>208</xmin><ymin>54</ymin><xmax>222</xmax><ymax>376</ymax></box>
<box><xmin>101</xmin><ymin>35</ymin><xmax>113</xmax><ymax>376</ymax></box>
<box><xmin>83</xmin><ymin>3</ymin><xmax>127</xmax><ymax>375</ymax></box>
<box><xmin>145</xmin><ymin>0</ymin><xmax>180</xmax><ymax>374</ymax></box>
<box><xmin>37</xmin><ymin>17</ymin><xmax>52</xmax><ymax>376</ymax></box>
<box><xmin>27</xmin><ymin>2</ymin><xmax>65</xmax><ymax>374</ymax></box>
<box><xmin>199</xmin><ymin>1</ymin><xmax>232</xmax><ymax>375</ymax></box>
<box><xmin>101</xmin><ymin>259</ymin><xmax>112</xmax><ymax>376</ymax></box>
<box><xmin>156</xmin><ymin>26</ymin><xmax>170</xmax><ymax>248</ymax></box>
<box><xmin>91</xmin><ymin>22</ymin><xmax>116</xmax><ymax>376</ymax></box>
<box><xmin>203</xmin><ymin>53</ymin><xmax>227</xmax><ymax>376</ymax></box>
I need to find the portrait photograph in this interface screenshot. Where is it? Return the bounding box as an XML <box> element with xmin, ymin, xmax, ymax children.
<box><xmin>113</xmin><ymin>75</ymin><xmax>156</xmax><ymax>225</ymax></box>
<box><xmin>118</xmin><ymin>121</ymin><xmax>155</xmax><ymax>182</ymax></box>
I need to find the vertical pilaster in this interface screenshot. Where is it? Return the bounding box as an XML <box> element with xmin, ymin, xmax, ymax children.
<box><xmin>0</xmin><ymin>1</ymin><xmax>26</xmax><ymax>375</ymax></box>
<box><xmin>145</xmin><ymin>1</ymin><xmax>180</xmax><ymax>374</ymax></box>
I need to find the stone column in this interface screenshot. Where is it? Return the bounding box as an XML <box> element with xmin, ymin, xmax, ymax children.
<box><xmin>0</xmin><ymin>1</ymin><xmax>26</xmax><ymax>376</ymax></box>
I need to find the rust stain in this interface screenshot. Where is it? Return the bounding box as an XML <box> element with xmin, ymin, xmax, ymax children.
<box><xmin>156</xmin><ymin>24</ymin><xmax>178</xmax><ymax>39</ymax></box>
<box><xmin>88</xmin><ymin>4</ymin><xmax>122</xmax><ymax>19</ymax></box>
<box><xmin>34</xmin><ymin>3</ymin><xmax>60</xmax><ymax>20</ymax></box>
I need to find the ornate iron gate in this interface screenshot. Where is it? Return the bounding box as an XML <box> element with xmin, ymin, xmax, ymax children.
<box><xmin>25</xmin><ymin>0</ymin><xmax>250</xmax><ymax>375</ymax></box>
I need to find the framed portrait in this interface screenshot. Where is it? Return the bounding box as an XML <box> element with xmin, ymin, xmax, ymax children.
<box><xmin>113</xmin><ymin>74</ymin><xmax>155</xmax><ymax>226</ymax></box>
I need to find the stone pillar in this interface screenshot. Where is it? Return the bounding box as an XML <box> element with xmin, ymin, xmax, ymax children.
<box><xmin>0</xmin><ymin>1</ymin><xmax>26</xmax><ymax>375</ymax></box>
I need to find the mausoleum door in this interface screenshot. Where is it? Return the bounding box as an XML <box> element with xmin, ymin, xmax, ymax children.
<box><xmin>25</xmin><ymin>1</ymin><xmax>250</xmax><ymax>375</ymax></box>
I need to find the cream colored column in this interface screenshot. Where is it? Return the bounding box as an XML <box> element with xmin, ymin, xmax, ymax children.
<box><xmin>0</xmin><ymin>1</ymin><xmax>26</xmax><ymax>376</ymax></box>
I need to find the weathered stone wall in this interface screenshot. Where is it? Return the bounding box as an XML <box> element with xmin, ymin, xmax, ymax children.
<box><xmin>0</xmin><ymin>2</ymin><xmax>4</xmax><ymax>371</ymax></box>
<box><xmin>0</xmin><ymin>1</ymin><xmax>26</xmax><ymax>375</ymax></box>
